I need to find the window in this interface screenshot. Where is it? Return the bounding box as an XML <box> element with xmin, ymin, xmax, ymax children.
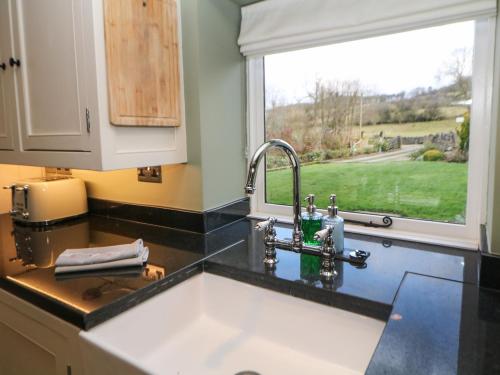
<box><xmin>247</xmin><ymin>20</ymin><xmax>495</xmax><ymax>248</ymax></box>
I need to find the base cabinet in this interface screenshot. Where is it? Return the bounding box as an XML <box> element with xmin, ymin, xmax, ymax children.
<box><xmin>0</xmin><ymin>0</ymin><xmax>186</xmax><ymax>170</ymax></box>
<box><xmin>80</xmin><ymin>340</ymin><xmax>147</xmax><ymax>375</ymax></box>
<box><xmin>0</xmin><ymin>289</ymin><xmax>83</xmax><ymax>375</ymax></box>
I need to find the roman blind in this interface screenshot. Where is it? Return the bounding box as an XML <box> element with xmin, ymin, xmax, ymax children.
<box><xmin>238</xmin><ymin>0</ymin><xmax>497</xmax><ymax>56</ymax></box>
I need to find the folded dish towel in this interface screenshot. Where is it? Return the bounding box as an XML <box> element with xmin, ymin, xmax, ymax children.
<box><xmin>54</xmin><ymin>239</ymin><xmax>149</xmax><ymax>274</ymax></box>
<box><xmin>56</xmin><ymin>239</ymin><xmax>145</xmax><ymax>266</ymax></box>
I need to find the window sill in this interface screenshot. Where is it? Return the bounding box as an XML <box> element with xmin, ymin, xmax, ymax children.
<box><xmin>247</xmin><ymin>213</ymin><xmax>479</xmax><ymax>251</ymax></box>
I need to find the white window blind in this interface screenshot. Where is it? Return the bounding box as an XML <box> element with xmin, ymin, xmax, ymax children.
<box><xmin>238</xmin><ymin>0</ymin><xmax>496</xmax><ymax>56</ymax></box>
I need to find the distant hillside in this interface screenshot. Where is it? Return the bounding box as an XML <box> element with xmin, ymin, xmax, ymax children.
<box><xmin>267</xmin><ymin>78</ymin><xmax>470</xmax><ymax>128</ymax></box>
<box><xmin>265</xmin><ymin>79</ymin><xmax>470</xmax><ymax>154</ymax></box>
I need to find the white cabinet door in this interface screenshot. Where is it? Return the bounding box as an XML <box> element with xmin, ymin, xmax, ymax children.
<box><xmin>0</xmin><ymin>322</ymin><xmax>58</xmax><ymax>375</ymax></box>
<box><xmin>0</xmin><ymin>289</ymin><xmax>83</xmax><ymax>375</ymax></box>
<box><xmin>12</xmin><ymin>0</ymin><xmax>91</xmax><ymax>151</ymax></box>
<box><xmin>0</xmin><ymin>0</ymin><xmax>16</xmax><ymax>151</ymax></box>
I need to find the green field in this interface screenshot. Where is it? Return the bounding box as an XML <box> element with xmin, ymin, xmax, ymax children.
<box><xmin>266</xmin><ymin>161</ymin><xmax>468</xmax><ymax>223</ymax></box>
<box><xmin>360</xmin><ymin>119</ymin><xmax>458</xmax><ymax>138</ymax></box>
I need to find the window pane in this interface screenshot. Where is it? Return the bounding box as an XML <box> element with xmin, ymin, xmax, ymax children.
<box><xmin>264</xmin><ymin>22</ymin><xmax>474</xmax><ymax>224</ymax></box>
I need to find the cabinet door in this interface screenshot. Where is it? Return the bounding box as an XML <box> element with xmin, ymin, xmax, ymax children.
<box><xmin>0</xmin><ymin>290</ymin><xmax>82</xmax><ymax>375</ymax></box>
<box><xmin>12</xmin><ymin>0</ymin><xmax>91</xmax><ymax>151</ymax></box>
<box><xmin>0</xmin><ymin>322</ymin><xmax>58</xmax><ymax>375</ymax></box>
<box><xmin>104</xmin><ymin>0</ymin><xmax>181</xmax><ymax>127</ymax></box>
<box><xmin>0</xmin><ymin>0</ymin><xmax>16</xmax><ymax>151</ymax></box>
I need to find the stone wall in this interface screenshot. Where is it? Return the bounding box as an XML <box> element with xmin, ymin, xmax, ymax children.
<box><xmin>401</xmin><ymin>132</ymin><xmax>457</xmax><ymax>150</ymax></box>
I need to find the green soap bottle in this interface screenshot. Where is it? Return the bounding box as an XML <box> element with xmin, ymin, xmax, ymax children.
<box><xmin>301</xmin><ymin>194</ymin><xmax>323</xmax><ymax>245</ymax></box>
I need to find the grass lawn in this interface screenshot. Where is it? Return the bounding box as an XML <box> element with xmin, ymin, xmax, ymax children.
<box><xmin>266</xmin><ymin>161</ymin><xmax>468</xmax><ymax>223</ymax></box>
<box><xmin>360</xmin><ymin>119</ymin><xmax>458</xmax><ymax>138</ymax></box>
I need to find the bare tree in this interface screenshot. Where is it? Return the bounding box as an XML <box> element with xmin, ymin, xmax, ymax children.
<box><xmin>265</xmin><ymin>88</ymin><xmax>287</xmax><ymax>140</ymax></box>
<box><xmin>437</xmin><ymin>48</ymin><xmax>472</xmax><ymax>100</ymax></box>
<box><xmin>305</xmin><ymin>79</ymin><xmax>361</xmax><ymax>150</ymax></box>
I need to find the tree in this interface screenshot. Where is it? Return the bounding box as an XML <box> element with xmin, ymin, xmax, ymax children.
<box><xmin>421</xmin><ymin>102</ymin><xmax>442</xmax><ymax>121</ymax></box>
<box><xmin>306</xmin><ymin>79</ymin><xmax>361</xmax><ymax>150</ymax></box>
<box><xmin>437</xmin><ymin>48</ymin><xmax>472</xmax><ymax>100</ymax></box>
<box><xmin>265</xmin><ymin>88</ymin><xmax>292</xmax><ymax>143</ymax></box>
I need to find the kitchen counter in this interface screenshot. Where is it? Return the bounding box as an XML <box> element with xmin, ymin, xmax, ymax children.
<box><xmin>0</xmin><ymin>213</ymin><xmax>248</xmax><ymax>328</ymax></box>
<box><xmin>366</xmin><ymin>273</ymin><xmax>500</xmax><ymax>375</ymax></box>
<box><xmin>205</xmin><ymin>225</ymin><xmax>478</xmax><ymax>320</ymax></box>
<box><xmin>0</xmin><ymin>212</ymin><xmax>498</xmax><ymax>374</ymax></box>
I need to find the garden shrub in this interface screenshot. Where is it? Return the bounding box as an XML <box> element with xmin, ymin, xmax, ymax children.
<box><xmin>323</xmin><ymin>150</ymin><xmax>334</xmax><ymax>160</ymax></box>
<box><xmin>423</xmin><ymin>149</ymin><xmax>444</xmax><ymax>161</ymax></box>
<box><xmin>266</xmin><ymin>155</ymin><xmax>290</xmax><ymax>169</ymax></box>
<box><xmin>299</xmin><ymin>151</ymin><xmax>323</xmax><ymax>163</ymax></box>
<box><xmin>456</xmin><ymin>112</ymin><xmax>470</xmax><ymax>152</ymax></box>
<box><xmin>410</xmin><ymin>142</ymin><xmax>441</xmax><ymax>160</ymax></box>
<box><xmin>445</xmin><ymin>149</ymin><xmax>468</xmax><ymax>163</ymax></box>
<box><xmin>322</xmin><ymin>148</ymin><xmax>350</xmax><ymax>160</ymax></box>
<box><xmin>379</xmin><ymin>140</ymin><xmax>389</xmax><ymax>152</ymax></box>
<box><xmin>362</xmin><ymin>146</ymin><xmax>375</xmax><ymax>154</ymax></box>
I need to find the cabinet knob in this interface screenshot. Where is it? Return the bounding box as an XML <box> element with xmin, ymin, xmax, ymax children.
<box><xmin>9</xmin><ymin>57</ymin><xmax>20</xmax><ymax>67</ymax></box>
<box><xmin>0</xmin><ymin>62</ymin><xmax>5</xmax><ymax>71</ymax></box>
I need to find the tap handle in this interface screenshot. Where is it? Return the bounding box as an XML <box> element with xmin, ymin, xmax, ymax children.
<box><xmin>256</xmin><ymin>217</ymin><xmax>278</xmax><ymax>266</ymax></box>
<box><xmin>255</xmin><ymin>217</ymin><xmax>277</xmax><ymax>232</ymax></box>
<box><xmin>314</xmin><ymin>226</ymin><xmax>333</xmax><ymax>242</ymax></box>
<box><xmin>316</xmin><ymin>226</ymin><xmax>336</xmax><ymax>279</ymax></box>
<box><xmin>255</xmin><ymin>219</ymin><xmax>270</xmax><ymax>231</ymax></box>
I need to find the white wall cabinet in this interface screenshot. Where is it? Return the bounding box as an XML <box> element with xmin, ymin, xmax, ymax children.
<box><xmin>0</xmin><ymin>0</ymin><xmax>16</xmax><ymax>151</ymax></box>
<box><xmin>0</xmin><ymin>0</ymin><xmax>187</xmax><ymax>170</ymax></box>
<box><xmin>13</xmin><ymin>0</ymin><xmax>91</xmax><ymax>153</ymax></box>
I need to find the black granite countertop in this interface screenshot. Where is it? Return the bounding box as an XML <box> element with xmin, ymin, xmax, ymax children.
<box><xmin>366</xmin><ymin>273</ymin><xmax>500</xmax><ymax>375</ymax></box>
<box><xmin>0</xmin><ymin>213</ymin><xmax>249</xmax><ymax>328</ymax></box>
<box><xmin>205</xmin><ymin>225</ymin><xmax>478</xmax><ymax>320</ymax></box>
<box><xmin>0</xmin><ymin>213</ymin><xmax>498</xmax><ymax>374</ymax></box>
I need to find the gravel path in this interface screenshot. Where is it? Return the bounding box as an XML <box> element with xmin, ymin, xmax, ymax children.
<box><xmin>340</xmin><ymin>144</ymin><xmax>421</xmax><ymax>163</ymax></box>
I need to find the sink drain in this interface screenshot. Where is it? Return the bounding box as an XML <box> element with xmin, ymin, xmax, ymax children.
<box><xmin>235</xmin><ymin>372</ymin><xmax>261</xmax><ymax>375</ymax></box>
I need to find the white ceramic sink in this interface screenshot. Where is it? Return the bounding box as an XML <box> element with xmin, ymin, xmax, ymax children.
<box><xmin>80</xmin><ymin>273</ymin><xmax>385</xmax><ymax>375</ymax></box>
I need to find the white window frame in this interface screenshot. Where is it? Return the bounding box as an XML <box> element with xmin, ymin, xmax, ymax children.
<box><xmin>246</xmin><ymin>19</ymin><xmax>496</xmax><ymax>250</ymax></box>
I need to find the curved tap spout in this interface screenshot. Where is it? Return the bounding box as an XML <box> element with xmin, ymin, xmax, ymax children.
<box><xmin>244</xmin><ymin>139</ymin><xmax>303</xmax><ymax>251</ymax></box>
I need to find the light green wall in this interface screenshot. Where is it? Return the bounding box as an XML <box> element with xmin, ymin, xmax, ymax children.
<box><xmin>181</xmin><ymin>0</ymin><xmax>246</xmax><ymax>210</ymax></box>
<box><xmin>487</xmin><ymin>99</ymin><xmax>500</xmax><ymax>254</ymax></box>
<box><xmin>198</xmin><ymin>0</ymin><xmax>246</xmax><ymax>209</ymax></box>
<box><xmin>486</xmin><ymin>15</ymin><xmax>500</xmax><ymax>254</ymax></box>
<box><xmin>489</xmin><ymin>151</ymin><xmax>500</xmax><ymax>254</ymax></box>
<box><xmin>180</xmin><ymin>0</ymin><xmax>203</xmax><ymax>170</ymax></box>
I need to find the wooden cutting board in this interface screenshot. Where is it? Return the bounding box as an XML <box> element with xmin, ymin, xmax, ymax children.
<box><xmin>104</xmin><ymin>0</ymin><xmax>181</xmax><ymax>127</ymax></box>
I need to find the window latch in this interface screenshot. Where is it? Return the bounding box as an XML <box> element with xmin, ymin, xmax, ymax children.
<box><xmin>344</xmin><ymin>216</ymin><xmax>393</xmax><ymax>228</ymax></box>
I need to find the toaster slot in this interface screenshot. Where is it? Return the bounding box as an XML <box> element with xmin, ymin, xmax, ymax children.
<box><xmin>2</xmin><ymin>185</ymin><xmax>17</xmax><ymax>216</ymax></box>
<box><xmin>14</xmin><ymin>185</ymin><xmax>30</xmax><ymax>220</ymax></box>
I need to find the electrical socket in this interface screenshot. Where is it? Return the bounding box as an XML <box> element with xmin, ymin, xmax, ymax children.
<box><xmin>45</xmin><ymin>167</ymin><xmax>72</xmax><ymax>176</ymax></box>
<box><xmin>137</xmin><ymin>166</ymin><xmax>162</xmax><ymax>183</ymax></box>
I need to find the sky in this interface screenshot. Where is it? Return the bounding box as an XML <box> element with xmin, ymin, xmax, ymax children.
<box><xmin>265</xmin><ymin>21</ymin><xmax>475</xmax><ymax>105</ymax></box>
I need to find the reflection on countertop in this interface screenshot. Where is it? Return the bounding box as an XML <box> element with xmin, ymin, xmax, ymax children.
<box><xmin>205</xmin><ymin>223</ymin><xmax>478</xmax><ymax>319</ymax></box>
<box><xmin>0</xmin><ymin>214</ymin><xmax>248</xmax><ymax>327</ymax></box>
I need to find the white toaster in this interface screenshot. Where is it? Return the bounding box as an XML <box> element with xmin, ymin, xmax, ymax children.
<box><xmin>4</xmin><ymin>177</ymin><xmax>88</xmax><ymax>225</ymax></box>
